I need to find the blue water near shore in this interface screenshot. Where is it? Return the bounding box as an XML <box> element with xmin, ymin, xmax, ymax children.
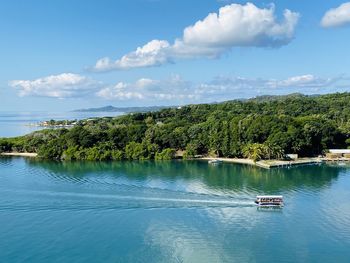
<box><xmin>0</xmin><ymin>158</ymin><xmax>350</xmax><ymax>263</ymax></box>
<box><xmin>1</xmin><ymin>112</ymin><xmax>350</xmax><ymax>262</ymax></box>
<box><xmin>0</xmin><ymin>111</ymin><xmax>123</xmax><ymax>137</ymax></box>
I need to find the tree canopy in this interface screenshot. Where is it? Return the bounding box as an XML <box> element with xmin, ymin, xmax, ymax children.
<box><xmin>1</xmin><ymin>92</ymin><xmax>350</xmax><ymax>161</ymax></box>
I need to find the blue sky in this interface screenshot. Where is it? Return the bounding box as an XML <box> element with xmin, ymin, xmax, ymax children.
<box><xmin>1</xmin><ymin>0</ymin><xmax>350</xmax><ymax>111</ymax></box>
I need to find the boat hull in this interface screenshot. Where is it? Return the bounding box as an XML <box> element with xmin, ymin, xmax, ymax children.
<box><xmin>255</xmin><ymin>201</ymin><xmax>284</xmax><ymax>207</ymax></box>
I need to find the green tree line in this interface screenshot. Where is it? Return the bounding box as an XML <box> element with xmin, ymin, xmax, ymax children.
<box><xmin>1</xmin><ymin>93</ymin><xmax>350</xmax><ymax>161</ymax></box>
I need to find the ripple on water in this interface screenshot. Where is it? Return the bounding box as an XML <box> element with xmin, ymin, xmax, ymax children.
<box><xmin>6</xmin><ymin>162</ymin><xmax>254</xmax><ymax>203</ymax></box>
<box><xmin>1</xmin><ymin>158</ymin><xmax>350</xmax><ymax>263</ymax></box>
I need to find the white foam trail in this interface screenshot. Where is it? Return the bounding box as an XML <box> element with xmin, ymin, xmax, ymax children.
<box><xmin>3</xmin><ymin>189</ymin><xmax>254</xmax><ymax>207</ymax></box>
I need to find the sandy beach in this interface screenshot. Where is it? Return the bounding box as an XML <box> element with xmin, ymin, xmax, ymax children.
<box><xmin>1</xmin><ymin>152</ymin><xmax>38</xmax><ymax>157</ymax></box>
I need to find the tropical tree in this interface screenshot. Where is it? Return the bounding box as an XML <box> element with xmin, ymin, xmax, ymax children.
<box><xmin>243</xmin><ymin>143</ymin><xmax>267</xmax><ymax>162</ymax></box>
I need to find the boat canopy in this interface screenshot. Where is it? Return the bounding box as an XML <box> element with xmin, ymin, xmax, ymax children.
<box><xmin>256</xmin><ymin>195</ymin><xmax>283</xmax><ymax>199</ymax></box>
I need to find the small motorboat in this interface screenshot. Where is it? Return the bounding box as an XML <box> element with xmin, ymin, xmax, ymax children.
<box><xmin>208</xmin><ymin>159</ymin><xmax>223</xmax><ymax>165</ymax></box>
<box><xmin>255</xmin><ymin>195</ymin><xmax>284</xmax><ymax>207</ymax></box>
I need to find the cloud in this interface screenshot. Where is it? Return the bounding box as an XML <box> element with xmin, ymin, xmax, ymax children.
<box><xmin>321</xmin><ymin>2</ymin><xmax>350</xmax><ymax>28</ymax></box>
<box><xmin>93</xmin><ymin>3</ymin><xmax>299</xmax><ymax>71</ymax></box>
<box><xmin>269</xmin><ymin>74</ymin><xmax>336</xmax><ymax>88</ymax></box>
<box><xmin>181</xmin><ymin>3</ymin><xmax>299</xmax><ymax>48</ymax></box>
<box><xmin>96</xmin><ymin>74</ymin><xmax>345</xmax><ymax>103</ymax></box>
<box><xmin>196</xmin><ymin>75</ymin><xmax>344</xmax><ymax>100</ymax></box>
<box><xmin>96</xmin><ymin>82</ymin><xmax>145</xmax><ymax>100</ymax></box>
<box><xmin>94</xmin><ymin>40</ymin><xmax>172</xmax><ymax>71</ymax></box>
<box><xmin>9</xmin><ymin>73</ymin><xmax>101</xmax><ymax>98</ymax></box>
<box><xmin>96</xmin><ymin>75</ymin><xmax>196</xmax><ymax>101</ymax></box>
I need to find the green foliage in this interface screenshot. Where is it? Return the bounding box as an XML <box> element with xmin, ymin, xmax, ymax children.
<box><xmin>183</xmin><ymin>143</ymin><xmax>198</xmax><ymax>159</ymax></box>
<box><xmin>0</xmin><ymin>139</ymin><xmax>13</xmax><ymax>153</ymax></box>
<box><xmin>62</xmin><ymin>146</ymin><xmax>79</xmax><ymax>161</ymax></box>
<box><xmin>37</xmin><ymin>138</ymin><xmax>65</xmax><ymax>160</ymax></box>
<box><xmin>2</xmin><ymin>92</ymin><xmax>350</xmax><ymax>161</ymax></box>
<box><xmin>243</xmin><ymin>143</ymin><xmax>267</xmax><ymax>162</ymax></box>
<box><xmin>124</xmin><ymin>141</ymin><xmax>158</xmax><ymax>160</ymax></box>
<box><xmin>111</xmin><ymin>150</ymin><xmax>124</xmax><ymax>160</ymax></box>
<box><xmin>155</xmin><ymin>148</ymin><xmax>176</xmax><ymax>160</ymax></box>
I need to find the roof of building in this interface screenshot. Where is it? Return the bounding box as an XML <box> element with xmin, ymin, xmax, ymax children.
<box><xmin>256</xmin><ymin>195</ymin><xmax>283</xmax><ymax>198</ymax></box>
<box><xmin>329</xmin><ymin>149</ymin><xmax>350</xmax><ymax>154</ymax></box>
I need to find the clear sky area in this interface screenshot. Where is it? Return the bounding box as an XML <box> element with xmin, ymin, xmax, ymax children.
<box><xmin>1</xmin><ymin>0</ymin><xmax>350</xmax><ymax>111</ymax></box>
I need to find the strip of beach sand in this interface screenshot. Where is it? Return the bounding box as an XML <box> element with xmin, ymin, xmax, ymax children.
<box><xmin>1</xmin><ymin>152</ymin><xmax>38</xmax><ymax>157</ymax></box>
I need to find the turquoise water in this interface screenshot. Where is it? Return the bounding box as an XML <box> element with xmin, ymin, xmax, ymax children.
<box><xmin>0</xmin><ymin>158</ymin><xmax>349</xmax><ymax>262</ymax></box>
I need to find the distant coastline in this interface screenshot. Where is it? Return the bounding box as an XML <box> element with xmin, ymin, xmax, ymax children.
<box><xmin>2</xmin><ymin>93</ymin><xmax>350</xmax><ymax>166</ymax></box>
<box><xmin>74</xmin><ymin>105</ymin><xmax>174</xmax><ymax>113</ymax></box>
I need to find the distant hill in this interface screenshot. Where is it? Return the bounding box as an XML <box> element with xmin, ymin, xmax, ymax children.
<box><xmin>206</xmin><ymin>93</ymin><xmax>311</xmax><ymax>105</ymax></box>
<box><xmin>74</xmin><ymin>105</ymin><xmax>173</xmax><ymax>113</ymax></box>
<box><xmin>75</xmin><ymin>94</ymin><xmax>322</xmax><ymax>113</ymax></box>
<box><xmin>248</xmin><ymin>93</ymin><xmax>307</xmax><ymax>102</ymax></box>
<box><xmin>4</xmin><ymin>92</ymin><xmax>350</xmax><ymax>161</ymax></box>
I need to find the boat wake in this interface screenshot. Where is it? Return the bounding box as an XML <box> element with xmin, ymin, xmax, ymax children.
<box><xmin>0</xmin><ymin>189</ymin><xmax>255</xmax><ymax>212</ymax></box>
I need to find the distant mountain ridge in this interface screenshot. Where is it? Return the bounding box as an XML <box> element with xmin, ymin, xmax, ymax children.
<box><xmin>74</xmin><ymin>105</ymin><xmax>173</xmax><ymax>113</ymax></box>
<box><xmin>248</xmin><ymin>93</ymin><xmax>307</xmax><ymax>102</ymax></box>
<box><xmin>74</xmin><ymin>94</ymin><xmax>321</xmax><ymax>113</ymax></box>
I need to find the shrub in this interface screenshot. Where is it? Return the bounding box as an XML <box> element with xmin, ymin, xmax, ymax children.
<box><xmin>155</xmin><ymin>148</ymin><xmax>176</xmax><ymax>160</ymax></box>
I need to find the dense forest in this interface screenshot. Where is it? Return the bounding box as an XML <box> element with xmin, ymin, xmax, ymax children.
<box><xmin>1</xmin><ymin>93</ymin><xmax>350</xmax><ymax>161</ymax></box>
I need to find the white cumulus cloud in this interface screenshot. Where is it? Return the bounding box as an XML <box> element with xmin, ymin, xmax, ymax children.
<box><xmin>95</xmin><ymin>74</ymin><xmax>344</xmax><ymax>103</ymax></box>
<box><xmin>321</xmin><ymin>2</ymin><xmax>350</xmax><ymax>28</ymax></box>
<box><xmin>96</xmin><ymin>82</ymin><xmax>145</xmax><ymax>100</ymax></box>
<box><xmin>9</xmin><ymin>73</ymin><xmax>100</xmax><ymax>98</ymax></box>
<box><xmin>93</xmin><ymin>3</ymin><xmax>299</xmax><ymax>71</ymax></box>
<box><xmin>182</xmin><ymin>3</ymin><xmax>299</xmax><ymax>48</ymax></box>
<box><xmin>196</xmin><ymin>74</ymin><xmax>344</xmax><ymax>100</ymax></box>
<box><xmin>96</xmin><ymin>75</ymin><xmax>195</xmax><ymax>101</ymax></box>
<box><xmin>94</xmin><ymin>40</ymin><xmax>172</xmax><ymax>71</ymax></box>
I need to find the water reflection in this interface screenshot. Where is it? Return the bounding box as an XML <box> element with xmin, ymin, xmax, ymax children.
<box><xmin>25</xmin><ymin>159</ymin><xmax>342</xmax><ymax>194</ymax></box>
<box><xmin>1</xmin><ymin>158</ymin><xmax>350</xmax><ymax>262</ymax></box>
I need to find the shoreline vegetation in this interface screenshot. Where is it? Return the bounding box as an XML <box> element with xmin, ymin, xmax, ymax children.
<box><xmin>1</xmin><ymin>93</ymin><xmax>350</xmax><ymax>167</ymax></box>
<box><xmin>26</xmin><ymin>119</ymin><xmax>78</xmax><ymax>128</ymax></box>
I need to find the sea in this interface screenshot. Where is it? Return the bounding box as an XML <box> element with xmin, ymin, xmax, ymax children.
<box><xmin>0</xmin><ymin>111</ymin><xmax>124</xmax><ymax>137</ymax></box>
<box><xmin>0</xmin><ymin>112</ymin><xmax>350</xmax><ymax>262</ymax></box>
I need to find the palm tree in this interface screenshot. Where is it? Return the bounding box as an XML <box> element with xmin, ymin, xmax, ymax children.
<box><xmin>265</xmin><ymin>143</ymin><xmax>285</xmax><ymax>160</ymax></box>
<box><xmin>243</xmin><ymin>143</ymin><xmax>265</xmax><ymax>162</ymax></box>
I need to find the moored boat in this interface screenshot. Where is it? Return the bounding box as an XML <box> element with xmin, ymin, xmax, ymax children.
<box><xmin>208</xmin><ymin>159</ymin><xmax>223</xmax><ymax>164</ymax></box>
<box><xmin>255</xmin><ymin>195</ymin><xmax>284</xmax><ymax>207</ymax></box>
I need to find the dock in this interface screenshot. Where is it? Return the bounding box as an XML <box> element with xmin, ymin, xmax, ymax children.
<box><xmin>257</xmin><ymin>158</ymin><xmax>323</xmax><ymax>169</ymax></box>
<box><xmin>201</xmin><ymin>157</ymin><xmax>323</xmax><ymax>169</ymax></box>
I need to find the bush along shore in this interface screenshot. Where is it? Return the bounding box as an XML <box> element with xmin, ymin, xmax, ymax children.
<box><xmin>1</xmin><ymin>93</ymin><xmax>350</xmax><ymax>162</ymax></box>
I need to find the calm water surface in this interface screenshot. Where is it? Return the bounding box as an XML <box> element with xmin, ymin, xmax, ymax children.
<box><xmin>0</xmin><ymin>111</ymin><xmax>123</xmax><ymax>137</ymax></box>
<box><xmin>0</xmin><ymin>158</ymin><xmax>349</xmax><ymax>262</ymax></box>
